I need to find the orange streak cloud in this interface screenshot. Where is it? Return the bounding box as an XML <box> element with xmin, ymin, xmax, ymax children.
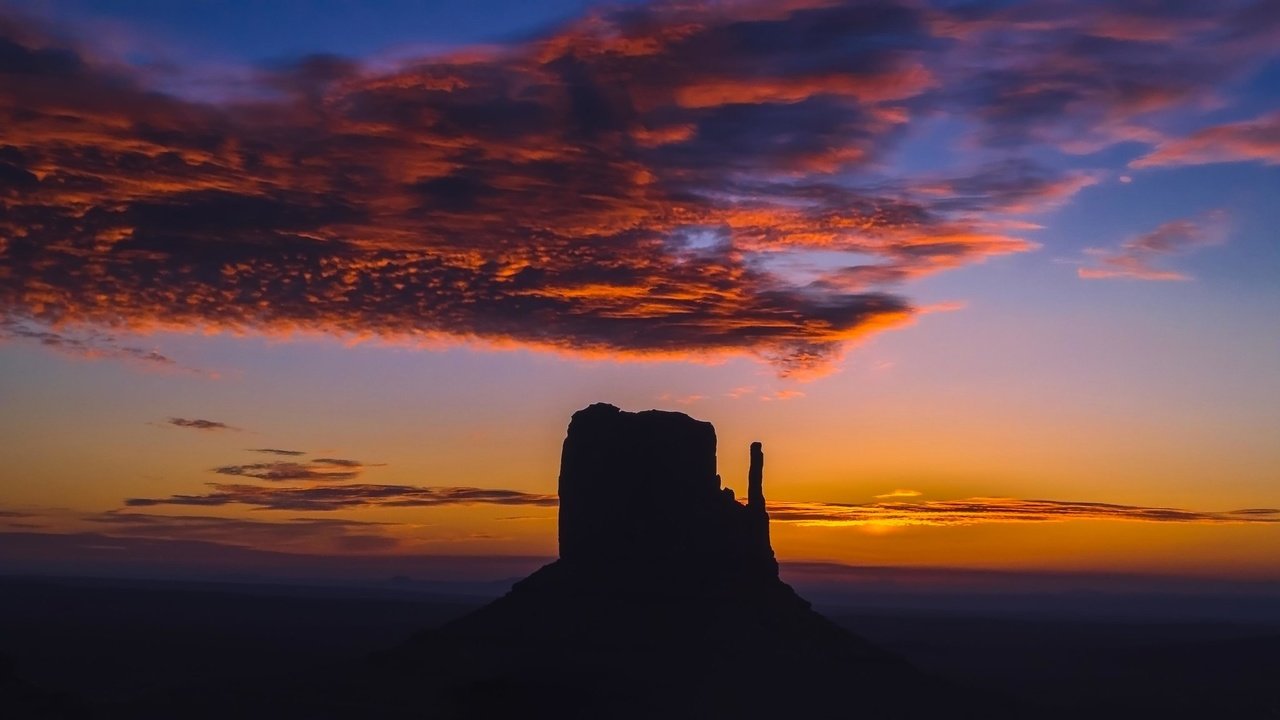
<box><xmin>769</xmin><ymin>498</ymin><xmax>1280</xmax><ymax>527</ymax></box>
<box><xmin>1131</xmin><ymin>111</ymin><xmax>1280</xmax><ymax>168</ymax></box>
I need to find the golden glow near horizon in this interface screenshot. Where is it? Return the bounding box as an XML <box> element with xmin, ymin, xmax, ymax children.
<box><xmin>1</xmin><ymin>0</ymin><xmax>1279</xmax><ymax>584</ymax></box>
<box><xmin>2</xmin><ymin>323</ymin><xmax>1278</xmax><ymax>580</ymax></box>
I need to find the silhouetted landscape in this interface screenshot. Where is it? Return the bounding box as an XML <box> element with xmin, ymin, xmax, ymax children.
<box><xmin>4</xmin><ymin>574</ymin><xmax>1280</xmax><ymax>718</ymax></box>
<box><xmin>4</xmin><ymin>0</ymin><xmax>1279</xmax><ymax>716</ymax></box>
<box><xmin>3</xmin><ymin>405</ymin><xmax>1279</xmax><ymax>718</ymax></box>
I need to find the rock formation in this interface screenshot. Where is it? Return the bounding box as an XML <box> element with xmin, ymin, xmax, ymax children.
<box><xmin>379</xmin><ymin>403</ymin><xmax>1001</xmax><ymax>719</ymax></box>
<box><xmin>558</xmin><ymin>403</ymin><xmax>775</xmax><ymax>582</ymax></box>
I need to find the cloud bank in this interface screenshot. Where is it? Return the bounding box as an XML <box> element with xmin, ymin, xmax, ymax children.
<box><xmin>2</xmin><ymin>2</ymin><xmax>1272</xmax><ymax>373</ymax></box>
<box><xmin>120</xmin><ymin>482</ymin><xmax>1275</xmax><ymax>527</ymax></box>
<box><xmin>87</xmin><ymin>512</ymin><xmax>400</xmax><ymax>552</ymax></box>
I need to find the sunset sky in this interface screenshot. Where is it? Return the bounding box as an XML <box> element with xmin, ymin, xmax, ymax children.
<box><xmin>1</xmin><ymin>0</ymin><xmax>1278</xmax><ymax>587</ymax></box>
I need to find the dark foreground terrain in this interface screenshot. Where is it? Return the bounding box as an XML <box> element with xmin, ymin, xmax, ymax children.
<box><xmin>1</xmin><ymin>575</ymin><xmax>1278</xmax><ymax>718</ymax></box>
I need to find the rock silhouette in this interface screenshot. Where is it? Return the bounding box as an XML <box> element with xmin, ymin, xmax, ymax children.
<box><xmin>558</xmin><ymin>403</ymin><xmax>775</xmax><ymax>581</ymax></box>
<box><xmin>379</xmin><ymin>403</ymin><xmax>1005</xmax><ymax>718</ymax></box>
<box><xmin>0</xmin><ymin>407</ymin><xmax>1267</xmax><ymax>719</ymax></box>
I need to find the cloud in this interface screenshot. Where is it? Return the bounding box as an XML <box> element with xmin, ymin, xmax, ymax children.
<box><xmin>760</xmin><ymin>389</ymin><xmax>806</xmax><ymax>401</ymax></box>
<box><xmin>657</xmin><ymin>392</ymin><xmax>705</xmax><ymax>405</ymax></box>
<box><xmin>768</xmin><ymin>497</ymin><xmax>1280</xmax><ymax>527</ymax></box>
<box><xmin>1079</xmin><ymin>212</ymin><xmax>1227</xmax><ymax>281</ymax></box>
<box><xmin>0</xmin><ymin>4</ymin><xmax>1101</xmax><ymax>378</ymax></box>
<box><xmin>1132</xmin><ymin>111</ymin><xmax>1280</xmax><ymax>168</ymax></box>
<box><xmin>0</xmin><ymin>316</ymin><xmax>201</xmax><ymax>371</ymax></box>
<box><xmin>913</xmin><ymin>162</ymin><xmax>1101</xmax><ymax>214</ymax></box>
<box><xmin>247</xmin><ymin>448</ymin><xmax>306</xmax><ymax>456</ymax></box>
<box><xmin>125</xmin><ymin>484</ymin><xmax>559</xmax><ymax>511</ymax></box>
<box><xmin>0</xmin><ymin>3</ymin><xmax>1272</xmax><ymax>374</ymax></box>
<box><xmin>0</xmin><ymin>528</ymin><xmax>556</xmax><ymax>581</ymax></box>
<box><xmin>85</xmin><ymin>512</ymin><xmax>400</xmax><ymax>552</ymax></box>
<box><xmin>168</xmin><ymin>417</ymin><xmax>235</xmax><ymax>431</ymax></box>
<box><xmin>937</xmin><ymin>1</ymin><xmax>1279</xmax><ymax>150</ymax></box>
<box><xmin>121</xmin><ymin>481</ymin><xmax>1274</xmax><ymax>529</ymax></box>
<box><xmin>0</xmin><ymin>510</ymin><xmax>40</xmax><ymax>528</ymax></box>
<box><xmin>211</xmin><ymin>458</ymin><xmax>374</xmax><ymax>482</ymax></box>
<box><xmin>874</xmin><ymin>489</ymin><xmax>922</xmax><ymax>499</ymax></box>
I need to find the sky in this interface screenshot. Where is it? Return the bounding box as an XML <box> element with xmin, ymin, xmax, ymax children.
<box><xmin>1</xmin><ymin>0</ymin><xmax>1278</xmax><ymax>589</ymax></box>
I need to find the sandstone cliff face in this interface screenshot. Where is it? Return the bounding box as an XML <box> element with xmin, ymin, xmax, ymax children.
<box><xmin>557</xmin><ymin>403</ymin><xmax>775</xmax><ymax>580</ymax></box>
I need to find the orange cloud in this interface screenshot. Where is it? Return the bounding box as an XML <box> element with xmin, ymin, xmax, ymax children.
<box><xmin>1079</xmin><ymin>212</ymin><xmax>1226</xmax><ymax>281</ymax></box>
<box><xmin>3</xmin><ymin>1</ymin><xmax>1269</xmax><ymax>373</ymax></box>
<box><xmin>1131</xmin><ymin>112</ymin><xmax>1280</xmax><ymax>168</ymax></box>
<box><xmin>874</xmin><ymin>489</ymin><xmax>922</xmax><ymax>499</ymax></box>
<box><xmin>760</xmin><ymin>389</ymin><xmax>805</xmax><ymax>401</ymax></box>
<box><xmin>673</xmin><ymin>65</ymin><xmax>935</xmax><ymax>108</ymax></box>
<box><xmin>86</xmin><ymin>512</ymin><xmax>402</xmax><ymax>553</ymax></box>
<box><xmin>212</xmin><ymin>458</ymin><xmax>376</xmax><ymax>483</ymax></box>
<box><xmin>769</xmin><ymin>497</ymin><xmax>1280</xmax><ymax>527</ymax></box>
